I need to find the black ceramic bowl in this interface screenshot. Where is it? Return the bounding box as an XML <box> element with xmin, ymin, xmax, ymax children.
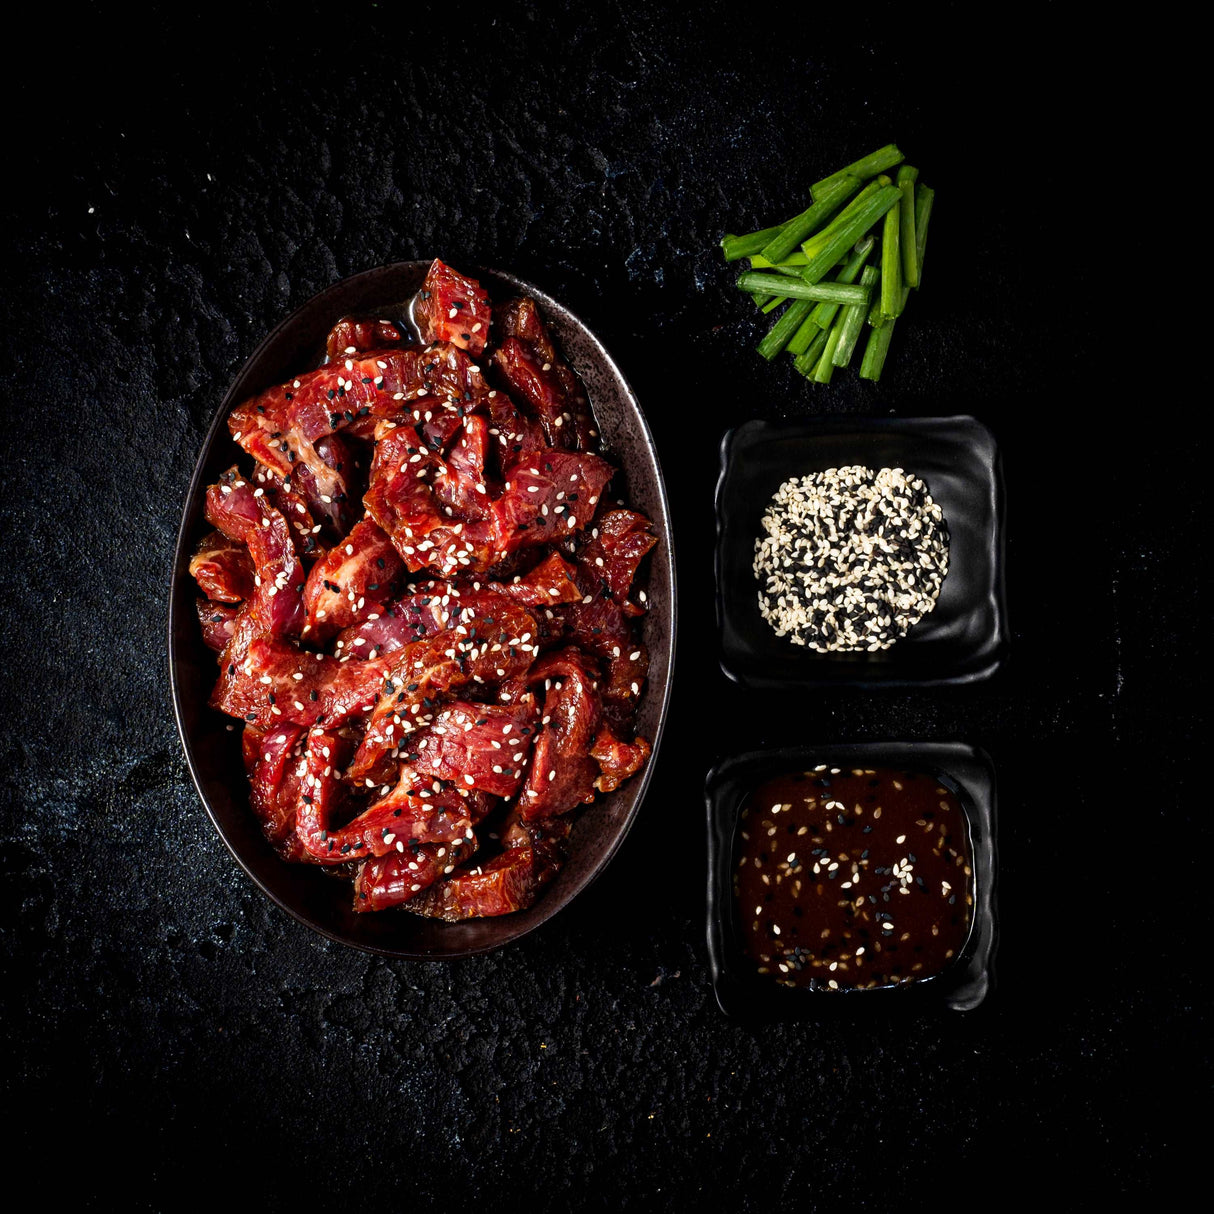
<box><xmin>706</xmin><ymin>742</ymin><xmax>997</xmax><ymax>1020</ymax></box>
<box><xmin>169</xmin><ymin>261</ymin><xmax>676</xmax><ymax>957</ymax></box>
<box><xmin>716</xmin><ymin>415</ymin><xmax>1007</xmax><ymax>688</ymax></box>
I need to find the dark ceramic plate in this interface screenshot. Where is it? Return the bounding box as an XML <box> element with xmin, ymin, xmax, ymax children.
<box><xmin>706</xmin><ymin>742</ymin><xmax>997</xmax><ymax>1020</ymax></box>
<box><xmin>169</xmin><ymin>261</ymin><xmax>676</xmax><ymax>957</ymax></box>
<box><xmin>716</xmin><ymin>415</ymin><xmax>1007</xmax><ymax>687</ymax></box>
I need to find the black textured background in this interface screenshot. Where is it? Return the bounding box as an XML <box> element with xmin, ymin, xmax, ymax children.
<box><xmin>2</xmin><ymin>3</ymin><xmax>1196</xmax><ymax>1206</ymax></box>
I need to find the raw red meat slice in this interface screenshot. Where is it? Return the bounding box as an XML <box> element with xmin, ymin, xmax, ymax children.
<box><xmin>493</xmin><ymin>297</ymin><xmax>596</xmax><ymax>450</ymax></box>
<box><xmin>325</xmin><ymin>316</ymin><xmax>403</xmax><ymax>360</ymax></box>
<box><xmin>228</xmin><ymin>343</ymin><xmax>489</xmax><ymax>501</ymax></box>
<box><xmin>352</xmin><ymin>836</ymin><xmax>476</xmax><ymax>912</ymax></box>
<box><xmin>243</xmin><ymin>723</ymin><xmax>308</xmax><ymax>860</ymax></box>
<box><xmin>518</xmin><ymin>647</ymin><xmax>603</xmax><ymax>820</ymax></box>
<box><xmin>348</xmin><ymin>589</ymin><xmax>538</xmax><ymax>781</ymax></box>
<box><xmin>204</xmin><ymin>469</ymin><xmax>305</xmax><ymax>640</ymax></box>
<box><xmin>590</xmin><ymin>727</ymin><xmax>651</xmax><ymax>794</ymax></box>
<box><xmin>293</xmin><ymin>728</ymin><xmax>360</xmax><ymax>863</ymax></box>
<box><xmin>253</xmin><ymin>462</ymin><xmax>325</xmax><ymax>559</ymax></box>
<box><xmin>197</xmin><ymin>600</ymin><xmax>240</xmax><ymax>652</ymax></box>
<box><xmin>410</xmin><ymin>698</ymin><xmax>538</xmax><ymax>799</ymax></box>
<box><xmin>214</xmin><ymin>636</ymin><xmax>392</xmax><ymax>729</ymax></box>
<box><xmin>432</xmin><ymin>415</ymin><xmax>492</xmax><ymax>521</ymax></box>
<box><xmin>403</xmin><ymin>844</ymin><xmax>561</xmax><ymax>921</ymax></box>
<box><xmin>413</xmin><ymin>259</ymin><xmax>491</xmax><ymax>357</ymax></box>
<box><xmin>577</xmin><ymin>508</ymin><xmax>656</xmax><ymax>613</ymax></box>
<box><xmin>494</xmin><ymin>551</ymin><xmax>582</xmax><ymax>607</ymax></box>
<box><xmin>484</xmin><ymin>387</ymin><xmax>546</xmax><ymax>469</ymax></box>
<box><xmin>189</xmin><ymin>530</ymin><xmax>254</xmax><ymax>603</ymax></box>
<box><xmin>494</xmin><ymin>449</ymin><xmax>614</xmax><ymax>551</ymax></box>
<box><xmin>297</xmin><ymin>747</ymin><xmax>489</xmax><ymax>865</ymax></box>
<box><xmin>365</xmin><ymin>420</ymin><xmax>501</xmax><ymax>576</ymax></box>
<box><xmin>333</xmin><ymin>586</ymin><xmax>452</xmax><ymax>658</ymax></box>
<box><xmin>406</xmin><ymin>809</ymin><xmax>572</xmax><ymax>921</ymax></box>
<box><xmin>560</xmin><ymin>597</ymin><xmax>648</xmax><ymax>730</ymax></box>
<box><xmin>302</xmin><ymin>516</ymin><xmax>404</xmax><ymax>641</ymax></box>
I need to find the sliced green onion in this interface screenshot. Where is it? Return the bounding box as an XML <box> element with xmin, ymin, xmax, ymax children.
<box><xmin>749</xmin><ymin>251</ymin><xmax>809</xmax><ymax>269</ymax></box>
<box><xmin>813</xmin><ymin>321</ymin><xmax>844</xmax><ymax>382</ymax></box>
<box><xmin>750</xmin><ymin>261</ymin><xmax>807</xmax><ymax>278</ymax></box>
<box><xmin>787</xmin><ymin>310</ymin><xmax>820</xmax><ymax>356</ymax></box>
<box><xmin>833</xmin><ymin>264</ymin><xmax>880</xmax><ymax>367</ymax></box>
<box><xmin>736</xmin><ymin>271</ymin><xmax>871</xmax><ymax>305</ymax></box>
<box><xmin>758</xmin><ymin>175</ymin><xmax>861</xmax><ymax>265</ymax></box>
<box><xmin>722</xmin><ymin>220</ymin><xmax>791</xmax><ymax>262</ymax></box>
<box><xmin>880</xmin><ymin>195</ymin><xmax>903</xmax><ymax>318</ymax></box>
<box><xmin>913</xmin><ymin>185</ymin><xmax>934</xmax><ymax>286</ymax></box>
<box><xmin>793</xmin><ymin>328</ymin><xmax>830</xmax><ymax>377</ymax></box>
<box><xmin>897</xmin><ymin>165</ymin><xmax>920</xmax><ymax>288</ymax></box>
<box><xmin>859</xmin><ymin>317</ymin><xmax>896</xmax><ymax>380</ymax></box>
<box><xmin>800</xmin><ymin>179</ymin><xmax>886</xmax><ymax>260</ymax></box>
<box><xmin>808</xmin><ymin>235</ymin><xmax>875</xmax><ymax>330</ymax></box>
<box><xmin>757</xmin><ymin>299</ymin><xmax>815</xmax><ymax>360</ymax></box>
<box><xmin>798</xmin><ymin>186</ymin><xmax>901</xmax><ymax>286</ymax></box>
<box><xmin>811</xmin><ymin>144</ymin><xmax>904</xmax><ymax>198</ymax></box>
<box><xmin>760</xmin><ymin>295</ymin><xmax>786</xmax><ymax>313</ymax></box>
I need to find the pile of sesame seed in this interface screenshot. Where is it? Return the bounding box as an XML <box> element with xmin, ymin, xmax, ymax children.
<box><xmin>753</xmin><ymin>465</ymin><xmax>948</xmax><ymax>653</ymax></box>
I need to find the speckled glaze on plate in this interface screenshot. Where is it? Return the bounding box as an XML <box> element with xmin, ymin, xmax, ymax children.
<box><xmin>168</xmin><ymin>261</ymin><xmax>676</xmax><ymax>958</ymax></box>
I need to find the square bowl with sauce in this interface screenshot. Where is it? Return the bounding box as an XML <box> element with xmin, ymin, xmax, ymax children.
<box><xmin>715</xmin><ymin>415</ymin><xmax>1007</xmax><ymax>688</ymax></box>
<box><xmin>706</xmin><ymin>742</ymin><xmax>997</xmax><ymax>1019</ymax></box>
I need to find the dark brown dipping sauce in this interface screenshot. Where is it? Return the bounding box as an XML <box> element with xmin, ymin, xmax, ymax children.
<box><xmin>734</xmin><ymin>766</ymin><xmax>973</xmax><ymax>990</ymax></box>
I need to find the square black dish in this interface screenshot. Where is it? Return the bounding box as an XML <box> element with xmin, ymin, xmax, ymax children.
<box><xmin>706</xmin><ymin>742</ymin><xmax>997</xmax><ymax>1020</ymax></box>
<box><xmin>716</xmin><ymin>415</ymin><xmax>1007</xmax><ymax>687</ymax></box>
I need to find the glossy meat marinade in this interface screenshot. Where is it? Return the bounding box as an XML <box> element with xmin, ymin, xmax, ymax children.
<box><xmin>735</xmin><ymin>766</ymin><xmax>973</xmax><ymax>989</ymax></box>
<box><xmin>192</xmin><ymin>260</ymin><xmax>656</xmax><ymax>917</ymax></box>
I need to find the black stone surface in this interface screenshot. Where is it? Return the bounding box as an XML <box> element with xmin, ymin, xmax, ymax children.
<box><xmin>2</xmin><ymin>4</ymin><xmax>1195</xmax><ymax>1206</ymax></box>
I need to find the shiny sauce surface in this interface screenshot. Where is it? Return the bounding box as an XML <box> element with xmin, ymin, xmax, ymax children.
<box><xmin>734</xmin><ymin>766</ymin><xmax>973</xmax><ymax>990</ymax></box>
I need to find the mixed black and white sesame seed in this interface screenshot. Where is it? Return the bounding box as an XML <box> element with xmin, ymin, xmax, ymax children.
<box><xmin>753</xmin><ymin>465</ymin><xmax>948</xmax><ymax>653</ymax></box>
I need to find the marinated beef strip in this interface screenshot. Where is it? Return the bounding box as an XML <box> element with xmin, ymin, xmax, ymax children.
<box><xmin>577</xmin><ymin>508</ymin><xmax>657</xmax><ymax>616</ymax></box>
<box><xmin>518</xmin><ymin>647</ymin><xmax>603</xmax><ymax>820</ymax></box>
<box><xmin>409</xmin><ymin>698</ymin><xmax>538</xmax><ymax>799</ymax></box>
<box><xmin>559</xmin><ymin>595</ymin><xmax>649</xmax><ymax>733</ymax></box>
<box><xmin>325</xmin><ymin>316</ymin><xmax>403</xmax><ymax>361</ymax></box>
<box><xmin>296</xmin><ymin>733</ymin><xmax>488</xmax><ymax>865</ymax></box>
<box><xmin>483</xmin><ymin>387</ymin><xmax>546</xmax><ymax>471</ymax></box>
<box><xmin>243</xmin><ymin>723</ymin><xmax>308</xmax><ymax>861</ymax></box>
<box><xmin>493</xmin><ymin>297</ymin><xmax>596</xmax><ymax>450</ymax></box>
<box><xmin>301</xmin><ymin>515</ymin><xmax>405</xmax><ymax>640</ymax></box>
<box><xmin>493</xmin><ymin>551</ymin><xmax>582</xmax><ymax>608</ymax></box>
<box><xmin>333</xmin><ymin>586</ymin><xmax>452</xmax><ymax>658</ymax></box>
<box><xmin>406</xmin><ymin>812</ymin><xmax>571</xmax><ymax>921</ymax></box>
<box><xmin>253</xmin><ymin>462</ymin><xmax>325</xmax><ymax>558</ymax></box>
<box><xmin>589</xmin><ymin>727</ymin><xmax>651</xmax><ymax>794</ymax></box>
<box><xmin>353</xmin><ymin>836</ymin><xmax>477</xmax><ymax>912</ymax></box>
<box><xmin>199</xmin><ymin>261</ymin><xmax>657</xmax><ymax>916</ymax></box>
<box><xmin>355</xmin><ymin>765</ymin><xmax>493</xmax><ymax>843</ymax></box>
<box><xmin>493</xmin><ymin>448</ymin><xmax>614</xmax><ymax>553</ymax></box>
<box><xmin>190</xmin><ymin>530</ymin><xmax>255</xmax><ymax>603</ymax></box>
<box><xmin>364</xmin><ymin>417</ymin><xmax>500</xmax><ymax>577</ymax></box>
<box><xmin>197</xmin><ymin>600</ymin><xmax>240</xmax><ymax>653</ymax></box>
<box><xmin>432</xmin><ymin>414</ymin><xmax>493</xmax><ymax>521</ymax></box>
<box><xmin>228</xmin><ymin>341</ymin><xmax>489</xmax><ymax>502</ymax></box>
<box><xmin>204</xmin><ymin>469</ymin><xmax>305</xmax><ymax>640</ymax></box>
<box><xmin>347</xmin><ymin>589</ymin><xmax>538</xmax><ymax>782</ymax></box>
<box><xmin>413</xmin><ymin>259</ymin><xmax>492</xmax><ymax>357</ymax></box>
<box><xmin>216</xmin><ymin>636</ymin><xmax>393</xmax><ymax>730</ymax></box>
